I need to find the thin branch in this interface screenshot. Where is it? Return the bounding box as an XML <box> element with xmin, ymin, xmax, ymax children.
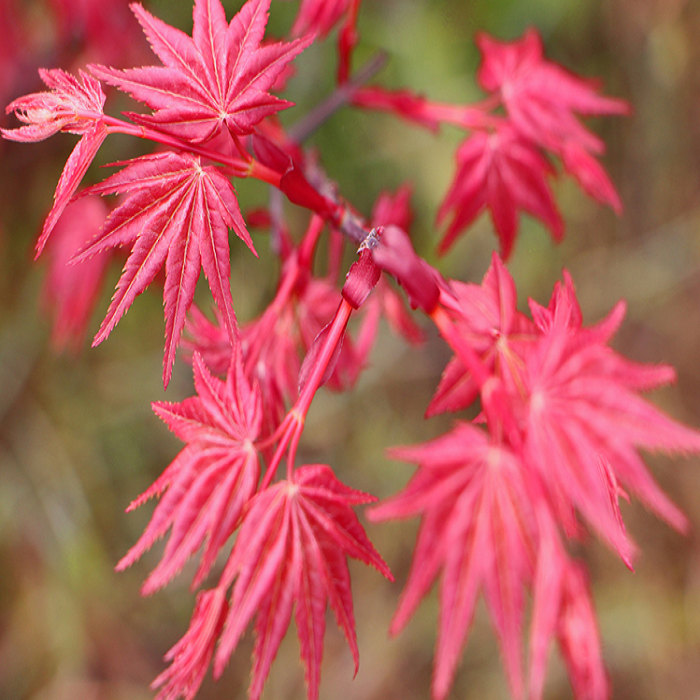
<box><xmin>288</xmin><ymin>51</ymin><xmax>389</xmax><ymax>144</ymax></box>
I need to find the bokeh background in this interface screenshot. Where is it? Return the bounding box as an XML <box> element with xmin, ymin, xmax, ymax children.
<box><xmin>2</xmin><ymin>0</ymin><xmax>700</xmax><ymax>698</ymax></box>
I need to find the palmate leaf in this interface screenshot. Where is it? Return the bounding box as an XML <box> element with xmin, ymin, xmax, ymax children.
<box><xmin>118</xmin><ymin>350</ymin><xmax>262</xmax><ymax>594</ymax></box>
<box><xmin>369</xmin><ymin>425</ymin><xmax>537</xmax><ymax>700</ymax></box>
<box><xmin>90</xmin><ymin>0</ymin><xmax>312</xmax><ymax>144</ymax></box>
<box><xmin>2</xmin><ymin>69</ymin><xmax>108</xmax><ymax>255</ymax></box>
<box><xmin>477</xmin><ymin>29</ymin><xmax>629</xmax><ymax>155</ymax></box>
<box><xmin>524</xmin><ymin>273</ymin><xmax>700</xmax><ymax>544</ymax></box>
<box><xmin>437</xmin><ymin>123</ymin><xmax>564</xmax><ymax>259</ymax></box>
<box><xmin>371</xmin><ymin>264</ymin><xmax>700</xmax><ymax>700</ymax></box>
<box><xmin>290</xmin><ymin>0</ymin><xmax>354</xmax><ymax>37</ymax></box>
<box><xmin>76</xmin><ymin>151</ymin><xmax>255</xmax><ymax>385</ymax></box>
<box><xmin>209</xmin><ymin>465</ymin><xmax>393</xmax><ymax>700</ymax></box>
<box><xmin>428</xmin><ymin>253</ymin><xmax>536</xmax><ymax>417</ymax></box>
<box><xmin>476</xmin><ymin>29</ymin><xmax>628</xmax><ymax>214</ymax></box>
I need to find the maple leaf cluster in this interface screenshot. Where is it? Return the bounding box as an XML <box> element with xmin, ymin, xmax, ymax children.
<box><xmin>371</xmin><ymin>255</ymin><xmax>700</xmax><ymax>699</ymax></box>
<box><xmin>354</xmin><ymin>29</ymin><xmax>628</xmax><ymax>259</ymax></box>
<box><xmin>124</xmin><ymin>345</ymin><xmax>391</xmax><ymax>700</ymax></box>
<box><xmin>2</xmin><ymin>1</ymin><xmax>699</xmax><ymax>700</ymax></box>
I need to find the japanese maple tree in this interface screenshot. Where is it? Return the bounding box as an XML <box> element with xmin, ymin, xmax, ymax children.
<box><xmin>2</xmin><ymin>1</ymin><xmax>699</xmax><ymax>700</ymax></box>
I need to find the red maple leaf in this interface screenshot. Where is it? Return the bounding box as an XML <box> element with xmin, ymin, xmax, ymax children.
<box><xmin>75</xmin><ymin>150</ymin><xmax>255</xmax><ymax>386</ymax></box>
<box><xmin>477</xmin><ymin>29</ymin><xmax>628</xmax><ymax>152</ymax></box>
<box><xmin>524</xmin><ymin>272</ymin><xmax>700</xmax><ymax>553</ymax></box>
<box><xmin>369</xmin><ymin>423</ymin><xmax>537</xmax><ymax>700</ymax></box>
<box><xmin>529</xmin><ymin>517</ymin><xmax>609</xmax><ymax>700</ymax></box>
<box><xmin>211</xmin><ymin>464</ymin><xmax>392</xmax><ymax>700</ymax></box>
<box><xmin>290</xmin><ymin>0</ymin><xmax>354</xmax><ymax>37</ymax></box>
<box><xmin>40</xmin><ymin>196</ymin><xmax>111</xmax><ymax>352</ymax></box>
<box><xmin>2</xmin><ymin>68</ymin><xmax>107</xmax><ymax>254</ymax></box>
<box><xmin>116</xmin><ymin>349</ymin><xmax>262</xmax><ymax>594</ymax></box>
<box><xmin>427</xmin><ymin>253</ymin><xmax>535</xmax><ymax>416</ymax></box>
<box><xmin>152</xmin><ymin>587</ymin><xmax>229</xmax><ymax>700</ymax></box>
<box><xmin>372</xmin><ymin>264</ymin><xmax>700</xmax><ymax>700</ymax></box>
<box><xmin>476</xmin><ymin>29</ymin><xmax>628</xmax><ymax>213</ymax></box>
<box><xmin>90</xmin><ymin>0</ymin><xmax>311</xmax><ymax>144</ymax></box>
<box><xmin>437</xmin><ymin>123</ymin><xmax>564</xmax><ymax>259</ymax></box>
<box><xmin>47</xmin><ymin>0</ymin><xmax>144</xmax><ymax>67</ymax></box>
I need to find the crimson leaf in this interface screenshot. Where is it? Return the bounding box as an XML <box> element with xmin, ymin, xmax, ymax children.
<box><xmin>212</xmin><ymin>465</ymin><xmax>392</xmax><ymax>700</ymax></box>
<box><xmin>437</xmin><ymin>123</ymin><xmax>564</xmax><ymax>259</ymax></box>
<box><xmin>76</xmin><ymin>151</ymin><xmax>255</xmax><ymax>386</ymax></box>
<box><xmin>90</xmin><ymin>0</ymin><xmax>311</xmax><ymax>144</ymax></box>
<box><xmin>117</xmin><ymin>350</ymin><xmax>262</xmax><ymax>593</ymax></box>
<box><xmin>1</xmin><ymin>68</ymin><xmax>107</xmax><ymax>255</ymax></box>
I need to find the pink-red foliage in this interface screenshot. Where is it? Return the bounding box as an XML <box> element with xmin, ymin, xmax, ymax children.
<box><xmin>524</xmin><ymin>272</ymin><xmax>700</xmax><ymax>540</ymax></box>
<box><xmin>91</xmin><ymin>0</ymin><xmax>311</xmax><ymax>145</ymax></box>
<box><xmin>210</xmin><ymin>465</ymin><xmax>392</xmax><ymax>700</ymax></box>
<box><xmin>184</xmin><ymin>259</ymin><xmax>374</xmax><ymax>436</ymax></box>
<box><xmin>437</xmin><ymin>30</ymin><xmax>627</xmax><ymax>258</ymax></box>
<box><xmin>117</xmin><ymin>350</ymin><xmax>262</xmax><ymax>594</ymax></box>
<box><xmin>476</xmin><ymin>30</ymin><xmax>629</xmax><ymax>158</ymax></box>
<box><xmin>476</xmin><ymin>29</ymin><xmax>627</xmax><ymax>219</ymax></box>
<box><xmin>370</xmin><ymin>424</ymin><xmax>536</xmax><ymax>700</ymax></box>
<box><xmin>437</xmin><ymin>123</ymin><xmax>564</xmax><ymax>258</ymax></box>
<box><xmin>2</xmin><ymin>68</ymin><xmax>107</xmax><ymax>255</ymax></box>
<box><xmin>40</xmin><ymin>197</ymin><xmax>111</xmax><ymax>352</ymax></box>
<box><xmin>3</xmin><ymin>4</ymin><xmax>697</xmax><ymax>700</ymax></box>
<box><xmin>77</xmin><ymin>151</ymin><xmax>255</xmax><ymax>385</ymax></box>
<box><xmin>371</xmin><ymin>256</ymin><xmax>700</xmax><ymax>700</ymax></box>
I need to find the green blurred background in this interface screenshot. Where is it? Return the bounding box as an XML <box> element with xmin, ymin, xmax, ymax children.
<box><xmin>2</xmin><ymin>0</ymin><xmax>700</xmax><ymax>698</ymax></box>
